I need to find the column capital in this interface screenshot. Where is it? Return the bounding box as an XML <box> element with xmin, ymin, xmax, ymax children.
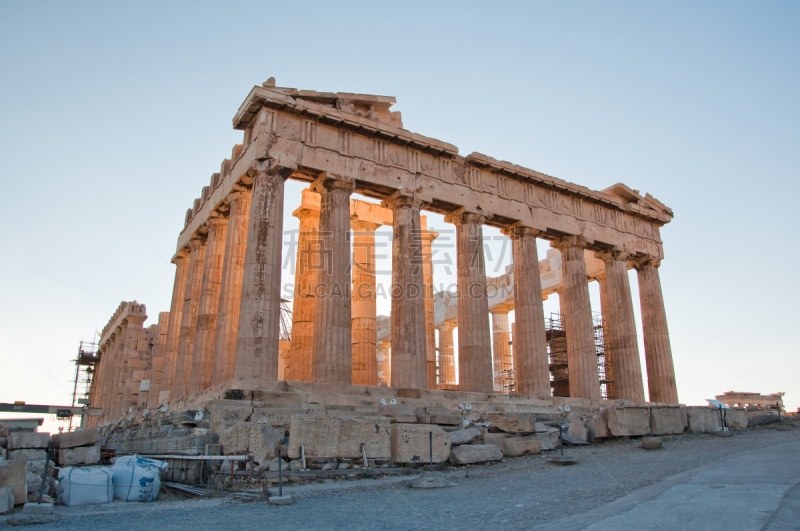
<box><xmin>123</xmin><ymin>315</ymin><xmax>147</xmax><ymax>326</ymax></box>
<box><xmin>247</xmin><ymin>158</ymin><xmax>294</xmax><ymax>180</ymax></box>
<box><xmin>172</xmin><ymin>251</ymin><xmax>190</xmax><ymax>265</ymax></box>
<box><xmin>595</xmin><ymin>248</ymin><xmax>630</xmax><ymax>264</ymax></box>
<box><xmin>188</xmin><ymin>235</ymin><xmax>207</xmax><ymax>251</ymax></box>
<box><xmin>501</xmin><ymin>222</ymin><xmax>541</xmax><ymax>240</ymax></box>
<box><xmin>631</xmin><ymin>254</ymin><xmax>661</xmax><ymax>270</ymax></box>
<box><xmin>227</xmin><ymin>186</ymin><xmax>251</xmax><ymax>204</ymax></box>
<box><xmin>381</xmin><ymin>189</ymin><xmax>427</xmax><ymax>211</ymax></box>
<box><xmin>444</xmin><ymin>206</ymin><xmax>491</xmax><ymax>226</ymax></box>
<box><xmin>350</xmin><ymin>217</ymin><xmax>381</xmax><ymax>232</ymax></box>
<box><xmin>551</xmin><ymin>235</ymin><xmax>591</xmax><ymax>253</ymax></box>
<box><xmin>311</xmin><ymin>173</ymin><xmax>355</xmax><ymax>194</ymax></box>
<box><xmin>489</xmin><ymin>302</ymin><xmax>514</xmax><ymax>315</ymax></box>
<box><xmin>292</xmin><ymin>206</ymin><xmax>321</xmax><ymax>221</ymax></box>
<box><xmin>437</xmin><ymin>320</ymin><xmax>456</xmax><ymax>332</ymax></box>
<box><xmin>420</xmin><ymin>229</ymin><xmax>439</xmax><ymax>243</ymax></box>
<box><xmin>205</xmin><ymin>213</ymin><xmax>228</xmax><ymax>229</ymax></box>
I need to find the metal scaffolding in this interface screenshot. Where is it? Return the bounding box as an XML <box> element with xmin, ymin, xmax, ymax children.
<box><xmin>546</xmin><ymin>313</ymin><xmax>569</xmax><ymax>397</ymax></box>
<box><xmin>69</xmin><ymin>339</ymin><xmax>99</xmax><ymax>430</ymax></box>
<box><xmin>279</xmin><ymin>299</ymin><xmax>293</xmax><ymax>342</ymax></box>
<box><xmin>545</xmin><ymin>312</ymin><xmax>615</xmax><ymax>399</ymax></box>
<box><xmin>593</xmin><ymin>313</ymin><xmax>615</xmax><ymax>400</ymax></box>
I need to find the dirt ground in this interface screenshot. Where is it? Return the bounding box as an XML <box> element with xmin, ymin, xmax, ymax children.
<box><xmin>3</xmin><ymin>422</ymin><xmax>798</xmax><ymax>530</ymax></box>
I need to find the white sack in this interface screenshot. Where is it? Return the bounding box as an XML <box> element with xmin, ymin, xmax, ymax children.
<box><xmin>57</xmin><ymin>467</ymin><xmax>114</xmax><ymax>506</ymax></box>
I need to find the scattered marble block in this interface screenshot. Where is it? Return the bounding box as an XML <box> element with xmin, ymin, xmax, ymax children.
<box><xmin>22</xmin><ymin>502</ymin><xmax>54</xmax><ymax>515</ymax></box>
<box><xmin>449</xmin><ymin>444</ymin><xmax>503</xmax><ymax>465</ymax></box>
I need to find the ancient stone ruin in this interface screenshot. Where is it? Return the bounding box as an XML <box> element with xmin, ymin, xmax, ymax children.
<box><xmin>82</xmin><ymin>78</ymin><xmax>690</xmax><ymax>471</ymax></box>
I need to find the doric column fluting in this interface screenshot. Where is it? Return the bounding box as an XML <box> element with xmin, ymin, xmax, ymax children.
<box><xmin>384</xmin><ymin>192</ymin><xmax>428</xmax><ymax>390</ymax></box>
<box><xmin>97</xmin><ymin>335</ymin><xmax>116</xmax><ymax>420</ymax></box>
<box><xmin>108</xmin><ymin>325</ymin><xmax>127</xmax><ymax>418</ymax></box>
<box><xmin>123</xmin><ymin>315</ymin><xmax>148</xmax><ymax>412</ymax></box>
<box><xmin>504</xmin><ymin>224</ymin><xmax>550</xmax><ymax>397</ymax></box>
<box><xmin>189</xmin><ymin>215</ymin><xmax>229</xmax><ymax>394</ymax></box>
<box><xmin>103</xmin><ymin>336</ymin><xmax>119</xmax><ymax>419</ymax></box>
<box><xmin>147</xmin><ymin>311</ymin><xmax>170</xmax><ymax>410</ymax></box>
<box><xmin>597</xmin><ymin>250</ymin><xmax>645</xmax><ymax>402</ymax></box>
<box><xmin>351</xmin><ymin>218</ymin><xmax>380</xmax><ymax>386</ymax></box>
<box><xmin>490</xmin><ymin>307</ymin><xmax>513</xmax><ymax>393</ymax></box>
<box><xmin>421</xmin><ymin>223</ymin><xmax>438</xmax><ymax>388</ymax></box>
<box><xmin>284</xmin><ymin>205</ymin><xmax>320</xmax><ymax>382</ymax></box>
<box><xmin>211</xmin><ymin>189</ymin><xmax>252</xmax><ymax>386</ymax></box>
<box><xmin>159</xmin><ymin>253</ymin><xmax>189</xmax><ymax>404</ymax></box>
<box><xmin>553</xmin><ymin>236</ymin><xmax>601</xmax><ymax>399</ymax></box>
<box><xmin>437</xmin><ymin>321</ymin><xmax>457</xmax><ymax>386</ymax></box>
<box><xmin>234</xmin><ymin>163</ymin><xmax>292</xmax><ymax>382</ymax></box>
<box><xmin>173</xmin><ymin>236</ymin><xmax>207</xmax><ymax>400</ymax></box>
<box><xmin>311</xmin><ymin>177</ymin><xmax>355</xmax><ymax>384</ymax></box>
<box><xmin>634</xmin><ymin>257</ymin><xmax>679</xmax><ymax>404</ymax></box>
<box><xmin>445</xmin><ymin>208</ymin><xmax>493</xmax><ymax>393</ymax></box>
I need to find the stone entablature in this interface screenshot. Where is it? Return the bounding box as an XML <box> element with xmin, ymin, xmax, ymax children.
<box><xmin>176</xmin><ymin>84</ymin><xmax>671</xmax><ymax>261</ymax></box>
<box><xmin>99</xmin><ymin>301</ymin><xmax>147</xmax><ymax>347</ymax></box>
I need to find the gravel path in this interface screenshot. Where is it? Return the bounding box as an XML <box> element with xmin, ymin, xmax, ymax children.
<box><xmin>4</xmin><ymin>425</ymin><xmax>798</xmax><ymax>530</ymax></box>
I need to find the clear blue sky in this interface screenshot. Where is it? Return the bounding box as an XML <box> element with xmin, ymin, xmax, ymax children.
<box><xmin>2</xmin><ymin>1</ymin><xmax>798</xmax><ymax>432</ymax></box>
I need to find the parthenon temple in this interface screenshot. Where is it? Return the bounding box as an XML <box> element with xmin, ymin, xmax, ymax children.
<box><xmin>86</xmin><ymin>78</ymin><xmax>678</xmax><ymax>431</ymax></box>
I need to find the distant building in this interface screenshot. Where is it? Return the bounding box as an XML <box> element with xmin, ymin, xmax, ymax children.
<box><xmin>715</xmin><ymin>392</ymin><xmax>785</xmax><ymax>411</ymax></box>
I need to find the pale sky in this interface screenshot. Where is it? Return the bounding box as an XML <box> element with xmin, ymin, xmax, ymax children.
<box><xmin>1</xmin><ymin>1</ymin><xmax>798</xmax><ymax>433</ymax></box>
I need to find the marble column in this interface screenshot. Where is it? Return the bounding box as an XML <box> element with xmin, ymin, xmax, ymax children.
<box><xmin>121</xmin><ymin>317</ymin><xmax>147</xmax><ymax>415</ymax></box>
<box><xmin>437</xmin><ymin>321</ymin><xmax>457</xmax><ymax>385</ymax></box>
<box><xmin>635</xmin><ymin>257</ymin><xmax>679</xmax><ymax>404</ymax></box>
<box><xmin>173</xmin><ymin>236</ymin><xmax>207</xmax><ymax>400</ymax></box>
<box><xmin>421</xmin><ymin>223</ymin><xmax>438</xmax><ymax>388</ymax></box>
<box><xmin>234</xmin><ymin>163</ymin><xmax>291</xmax><ymax>381</ymax></box>
<box><xmin>160</xmin><ymin>253</ymin><xmax>189</xmax><ymax>404</ymax></box>
<box><xmin>125</xmin><ymin>317</ymin><xmax>149</xmax><ymax>412</ymax></box>
<box><xmin>506</xmin><ymin>225</ymin><xmax>551</xmax><ymax>397</ymax></box>
<box><xmin>189</xmin><ymin>215</ymin><xmax>229</xmax><ymax>394</ymax></box>
<box><xmin>211</xmin><ymin>189</ymin><xmax>252</xmax><ymax>386</ymax></box>
<box><xmin>147</xmin><ymin>311</ymin><xmax>170</xmax><ymax>410</ymax></box>
<box><xmin>553</xmin><ymin>236</ymin><xmax>600</xmax><ymax>399</ymax></box>
<box><xmin>445</xmin><ymin>208</ymin><xmax>493</xmax><ymax>393</ymax></box>
<box><xmin>598</xmin><ymin>250</ymin><xmax>646</xmax><ymax>402</ymax></box>
<box><xmin>377</xmin><ymin>340</ymin><xmax>391</xmax><ymax>386</ymax></box>
<box><xmin>102</xmin><ymin>336</ymin><xmax>119</xmax><ymax>419</ymax></box>
<box><xmin>108</xmin><ymin>325</ymin><xmax>127</xmax><ymax>418</ymax></box>
<box><xmin>311</xmin><ymin>177</ymin><xmax>355</xmax><ymax>384</ymax></box>
<box><xmin>284</xmin><ymin>205</ymin><xmax>320</xmax><ymax>382</ymax></box>
<box><xmin>490</xmin><ymin>307</ymin><xmax>513</xmax><ymax>393</ymax></box>
<box><xmin>351</xmin><ymin>219</ymin><xmax>380</xmax><ymax>386</ymax></box>
<box><xmin>385</xmin><ymin>192</ymin><xmax>428</xmax><ymax>390</ymax></box>
<box><xmin>97</xmin><ymin>336</ymin><xmax>115</xmax><ymax>420</ymax></box>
